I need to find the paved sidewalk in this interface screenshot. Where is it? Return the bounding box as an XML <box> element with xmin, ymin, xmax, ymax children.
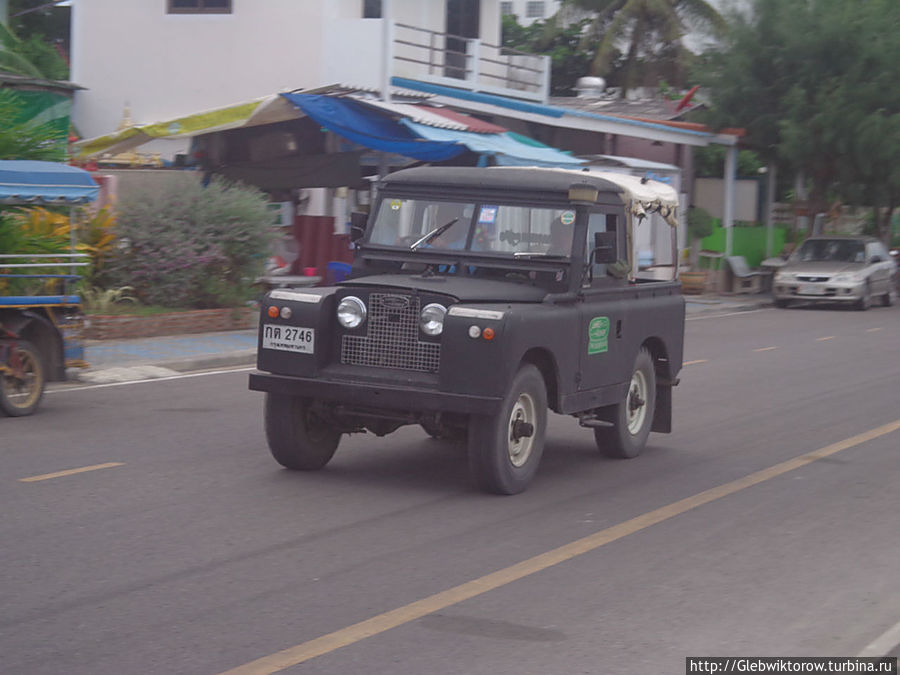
<box><xmin>70</xmin><ymin>294</ymin><xmax>770</xmax><ymax>383</ymax></box>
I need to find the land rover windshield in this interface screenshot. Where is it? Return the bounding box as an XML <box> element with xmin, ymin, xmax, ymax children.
<box><xmin>367</xmin><ymin>197</ymin><xmax>576</xmax><ymax>259</ymax></box>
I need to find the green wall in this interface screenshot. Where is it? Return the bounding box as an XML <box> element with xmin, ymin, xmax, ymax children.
<box><xmin>700</xmin><ymin>224</ymin><xmax>788</xmax><ymax>268</ymax></box>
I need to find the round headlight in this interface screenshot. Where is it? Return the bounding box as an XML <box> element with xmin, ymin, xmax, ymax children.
<box><xmin>337</xmin><ymin>296</ymin><xmax>366</xmax><ymax>329</ymax></box>
<box><xmin>420</xmin><ymin>303</ymin><xmax>447</xmax><ymax>336</ymax></box>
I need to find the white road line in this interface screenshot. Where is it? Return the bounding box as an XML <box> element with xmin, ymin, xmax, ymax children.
<box><xmin>816</xmin><ymin>336</ymin><xmax>835</xmax><ymax>342</ymax></box>
<box><xmin>46</xmin><ymin>367</ymin><xmax>256</xmax><ymax>394</ymax></box>
<box><xmin>753</xmin><ymin>347</ymin><xmax>778</xmax><ymax>352</ymax></box>
<box><xmin>858</xmin><ymin>617</ymin><xmax>900</xmax><ymax>658</ymax></box>
<box><xmin>686</xmin><ymin>309</ymin><xmax>768</xmax><ymax>321</ymax></box>
<box><xmin>866</xmin><ymin>327</ymin><xmax>883</xmax><ymax>333</ymax></box>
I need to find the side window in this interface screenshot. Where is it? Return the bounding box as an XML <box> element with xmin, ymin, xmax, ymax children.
<box><xmin>586</xmin><ymin>212</ymin><xmax>619</xmax><ymax>282</ymax></box>
<box><xmin>362</xmin><ymin>0</ymin><xmax>381</xmax><ymax>18</ymax></box>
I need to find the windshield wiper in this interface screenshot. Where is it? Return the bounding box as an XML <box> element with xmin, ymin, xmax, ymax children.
<box><xmin>410</xmin><ymin>218</ymin><xmax>459</xmax><ymax>250</ymax></box>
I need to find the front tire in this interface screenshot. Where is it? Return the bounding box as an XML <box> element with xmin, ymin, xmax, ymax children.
<box><xmin>264</xmin><ymin>394</ymin><xmax>340</xmax><ymax>470</ymax></box>
<box><xmin>0</xmin><ymin>340</ymin><xmax>45</xmax><ymax>417</ymax></box>
<box><xmin>855</xmin><ymin>282</ymin><xmax>871</xmax><ymax>311</ymax></box>
<box><xmin>468</xmin><ymin>364</ymin><xmax>547</xmax><ymax>495</ymax></box>
<box><xmin>594</xmin><ymin>348</ymin><xmax>656</xmax><ymax>459</ymax></box>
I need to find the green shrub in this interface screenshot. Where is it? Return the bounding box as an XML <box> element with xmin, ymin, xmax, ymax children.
<box><xmin>687</xmin><ymin>206</ymin><xmax>715</xmax><ymax>241</ymax></box>
<box><xmin>106</xmin><ymin>174</ymin><xmax>273</xmax><ymax>308</ymax></box>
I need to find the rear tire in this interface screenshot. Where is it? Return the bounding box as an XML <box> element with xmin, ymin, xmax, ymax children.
<box><xmin>0</xmin><ymin>340</ymin><xmax>44</xmax><ymax>417</ymax></box>
<box><xmin>264</xmin><ymin>394</ymin><xmax>340</xmax><ymax>470</ymax></box>
<box><xmin>594</xmin><ymin>348</ymin><xmax>656</xmax><ymax>459</ymax></box>
<box><xmin>468</xmin><ymin>364</ymin><xmax>547</xmax><ymax>495</ymax></box>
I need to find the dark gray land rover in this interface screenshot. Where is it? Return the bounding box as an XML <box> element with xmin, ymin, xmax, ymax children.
<box><xmin>249</xmin><ymin>166</ymin><xmax>685</xmax><ymax>494</ymax></box>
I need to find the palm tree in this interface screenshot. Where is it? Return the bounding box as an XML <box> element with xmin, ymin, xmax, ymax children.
<box><xmin>565</xmin><ymin>0</ymin><xmax>727</xmax><ymax>96</ymax></box>
<box><xmin>0</xmin><ymin>21</ymin><xmax>44</xmax><ymax>77</ymax></box>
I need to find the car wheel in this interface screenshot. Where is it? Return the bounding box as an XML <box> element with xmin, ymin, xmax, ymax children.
<box><xmin>855</xmin><ymin>282</ymin><xmax>871</xmax><ymax>311</ymax></box>
<box><xmin>882</xmin><ymin>288</ymin><xmax>894</xmax><ymax>307</ymax></box>
<box><xmin>594</xmin><ymin>348</ymin><xmax>656</xmax><ymax>459</ymax></box>
<box><xmin>467</xmin><ymin>364</ymin><xmax>547</xmax><ymax>495</ymax></box>
<box><xmin>0</xmin><ymin>340</ymin><xmax>44</xmax><ymax>417</ymax></box>
<box><xmin>264</xmin><ymin>394</ymin><xmax>341</xmax><ymax>470</ymax></box>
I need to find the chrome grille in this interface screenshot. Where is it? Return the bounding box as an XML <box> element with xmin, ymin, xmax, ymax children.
<box><xmin>341</xmin><ymin>293</ymin><xmax>441</xmax><ymax>373</ymax></box>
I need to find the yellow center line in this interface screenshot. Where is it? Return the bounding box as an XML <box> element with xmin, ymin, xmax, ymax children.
<box><xmin>218</xmin><ymin>419</ymin><xmax>900</xmax><ymax>675</ymax></box>
<box><xmin>18</xmin><ymin>462</ymin><xmax>124</xmax><ymax>483</ymax></box>
<box><xmin>816</xmin><ymin>336</ymin><xmax>835</xmax><ymax>342</ymax></box>
<box><xmin>683</xmin><ymin>359</ymin><xmax>708</xmax><ymax>366</ymax></box>
<box><xmin>866</xmin><ymin>327</ymin><xmax>883</xmax><ymax>333</ymax></box>
<box><xmin>753</xmin><ymin>347</ymin><xmax>778</xmax><ymax>352</ymax></box>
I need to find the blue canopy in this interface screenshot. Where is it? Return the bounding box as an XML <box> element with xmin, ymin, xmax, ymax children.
<box><xmin>401</xmin><ymin>120</ymin><xmax>584</xmax><ymax>168</ymax></box>
<box><xmin>282</xmin><ymin>93</ymin><xmax>464</xmax><ymax>162</ymax></box>
<box><xmin>0</xmin><ymin>161</ymin><xmax>100</xmax><ymax>205</ymax></box>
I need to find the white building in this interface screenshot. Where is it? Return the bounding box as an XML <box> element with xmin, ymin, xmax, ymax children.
<box><xmin>70</xmin><ymin>0</ymin><xmax>555</xmax><ymax>148</ymax></box>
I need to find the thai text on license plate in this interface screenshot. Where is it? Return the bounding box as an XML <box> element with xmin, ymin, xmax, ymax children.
<box><xmin>262</xmin><ymin>324</ymin><xmax>314</xmax><ymax>353</ymax></box>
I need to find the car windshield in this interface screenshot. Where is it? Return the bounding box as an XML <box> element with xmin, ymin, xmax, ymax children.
<box><xmin>793</xmin><ymin>239</ymin><xmax>866</xmax><ymax>263</ymax></box>
<box><xmin>367</xmin><ymin>197</ymin><xmax>576</xmax><ymax>258</ymax></box>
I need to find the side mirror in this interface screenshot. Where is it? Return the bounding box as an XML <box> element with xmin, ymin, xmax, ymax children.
<box><xmin>350</xmin><ymin>211</ymin><xmax>368</xmax><ymax>243</ymax></box>
<box><xmin>869</xmin><ymin>255</ymin><xmax>882</xmax><ymax>264</ymax></box>
<box><xmin>591</xmin><ymin>231</ymin><xmax>618</xmax><ymax>264</ymax></box>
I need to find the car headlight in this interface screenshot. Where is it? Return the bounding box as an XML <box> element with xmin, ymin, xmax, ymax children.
<box><xmin>774</xmin><ymin>271</ymin><xmax>794</xmax><ymax>282</ymax></box>
<box><xmin>420</xmin><ymin>303</ymin><xmax>447</xmax><ymax>336</ymax></box>
<box><xmin>832</xmin><ymin>272</ymin><xmax>862</xmax><ymax>283</ymax></box>
<box><xmin>337</xmin><ymin>296</ymin><xmax>366</xmax><ymax>328</ymax></box>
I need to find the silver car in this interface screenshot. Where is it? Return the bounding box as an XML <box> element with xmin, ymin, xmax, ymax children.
<box><xmin>773</xmin><ymin>236</ymin><xmax>896</xmax><ymax>310</ymax></box>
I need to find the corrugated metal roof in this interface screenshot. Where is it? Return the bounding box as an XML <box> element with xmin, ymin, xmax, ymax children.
<box><xmin>419</xmin><ymin>106</ymin><xmax>507</xmax><ymax>134</ymax></box>
<box><xmin>351</xmin><ymin>98</ymin><xmax>470</xmax><ymax>131</ymax></box>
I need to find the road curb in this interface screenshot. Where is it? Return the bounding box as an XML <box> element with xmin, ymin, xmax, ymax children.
<box><xmin>68</xmin><ymin>349</ymin><xmax>256</xmax><ymax>383</ymax></box>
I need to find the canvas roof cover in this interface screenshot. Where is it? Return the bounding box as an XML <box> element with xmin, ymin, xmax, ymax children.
<box><xmin>0</xmin><ymin>160</ymin><xmax>99</xmax><ymax>204</ymax></box>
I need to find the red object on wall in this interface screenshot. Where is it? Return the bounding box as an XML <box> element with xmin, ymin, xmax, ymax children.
<box><xmin>291</xmin><ymin>215</ymin><xmax>354</xmax><ymax>281</ymax></box>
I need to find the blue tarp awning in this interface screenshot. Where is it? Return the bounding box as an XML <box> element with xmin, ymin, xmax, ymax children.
<box><xmin>0</xmin><ymin>160</ymin><xmax>99</xmax><ymax>204</ymax></box>
<box><xmin>281</xmin><ymin>93</ymin><xmax>465</xmax><ymax>162</ymax></box>
<box><xmin>401</xmin><ymin>120</ymin><xmax>584</xmax><ymax>167</ymax></box>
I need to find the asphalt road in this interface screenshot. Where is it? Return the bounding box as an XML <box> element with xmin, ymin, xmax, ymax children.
<box><xmin>2</xmin><ymin>303</ymin><xmax>899</xmax><ymax>675</ymax></box>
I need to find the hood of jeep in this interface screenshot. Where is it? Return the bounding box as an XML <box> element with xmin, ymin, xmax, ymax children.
<box><xmin>338</xmin><ymin>274</ymin><xmax>550</xmax><ymax>303</ymax></box>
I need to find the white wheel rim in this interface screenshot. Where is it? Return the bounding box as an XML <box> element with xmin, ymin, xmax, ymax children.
<box><xmin>2</xmin><ymin>350</ymin><xmax>40</xmax><ymax>409</ymax></box>
<box><xmin>626</xmin><ymin>370</ymin><xmax>648</xmax><ymax>435</ymax></box>
<box><xmin>507</xmin><ymin>392</ymin><xmax>536</xmax><ymax>468</ymax></box>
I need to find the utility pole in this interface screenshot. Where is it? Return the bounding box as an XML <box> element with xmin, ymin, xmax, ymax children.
<box><xmin>0</xmin><ymin>0</ymin><xmax>9</xmax><ymax>25</ymax></box>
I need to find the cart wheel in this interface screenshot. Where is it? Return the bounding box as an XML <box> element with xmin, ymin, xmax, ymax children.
<box><xmin>594</xmin><ymin>348</ymin><xmax>656</xmax><ymax>459</ymax></box>
<box><xmin>467</xmin><ymin>364</ymin><xmax>547</xmax><ymax>495</ymax></box>
<box><xmin>264</xmin><ymin>394</ymin><xmax>341</xmax><ymax>470</ymax></box>
<box><xmin>0</xmin><ymin>340</ymin><xmax>45</xmax><ymax>417</ymax></box>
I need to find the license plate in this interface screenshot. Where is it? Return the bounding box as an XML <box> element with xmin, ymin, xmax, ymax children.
<box><xmin>799</xmin><ymin>283</ymin><xmax>825</xmax><ymax>295</ymax></box>
<box><xmin>262</xmin><ymin>324</ymin><xmax>315</xmax><ymax>353</ymax></box>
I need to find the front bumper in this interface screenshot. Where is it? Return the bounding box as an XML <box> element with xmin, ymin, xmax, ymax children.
<box><xmin>773</xmin><ymin>279</ymin><xmax>865</xmax><ymax>302</ymax></box>
<box><xmin>249</xmin><ymin>371</ymin><xmax>503</xmax><ymax>415</ymax></box>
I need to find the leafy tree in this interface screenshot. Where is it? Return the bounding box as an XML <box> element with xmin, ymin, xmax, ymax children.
<box><xmin>1</xmin><ymin>1</ymin><xmax>69</xmax><ymax>79</ymax></box>
<box><xmin>0</xmin><ymin>20</ymin><xmax>44</xmax><ymax>77</ymax></box>
<box><xmin>501</xmin><ymin>14</ymin><xmax>596</xmax><ymax>96</ymax></box>
<box><xmin>696</xmin><ymin>0</ymin><xmax>900</xmax><ymax>243</ymax></box>
<box><xmin>563</xmin><ymin>0</ymin><xmax>726</xmax><ymax>96</ymax></box>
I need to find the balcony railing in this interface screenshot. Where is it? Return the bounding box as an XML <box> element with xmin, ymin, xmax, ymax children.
<box><xmin>392</xmin><ymin>23</ymin><xmax>550</xmax><ymax>103</ymax></box>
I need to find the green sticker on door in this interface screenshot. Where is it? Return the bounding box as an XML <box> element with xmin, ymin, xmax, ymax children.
<box><xmin>588</xmin><ymin>316</ymin><xmax>610</xmax><ymax>354</ymax></box>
